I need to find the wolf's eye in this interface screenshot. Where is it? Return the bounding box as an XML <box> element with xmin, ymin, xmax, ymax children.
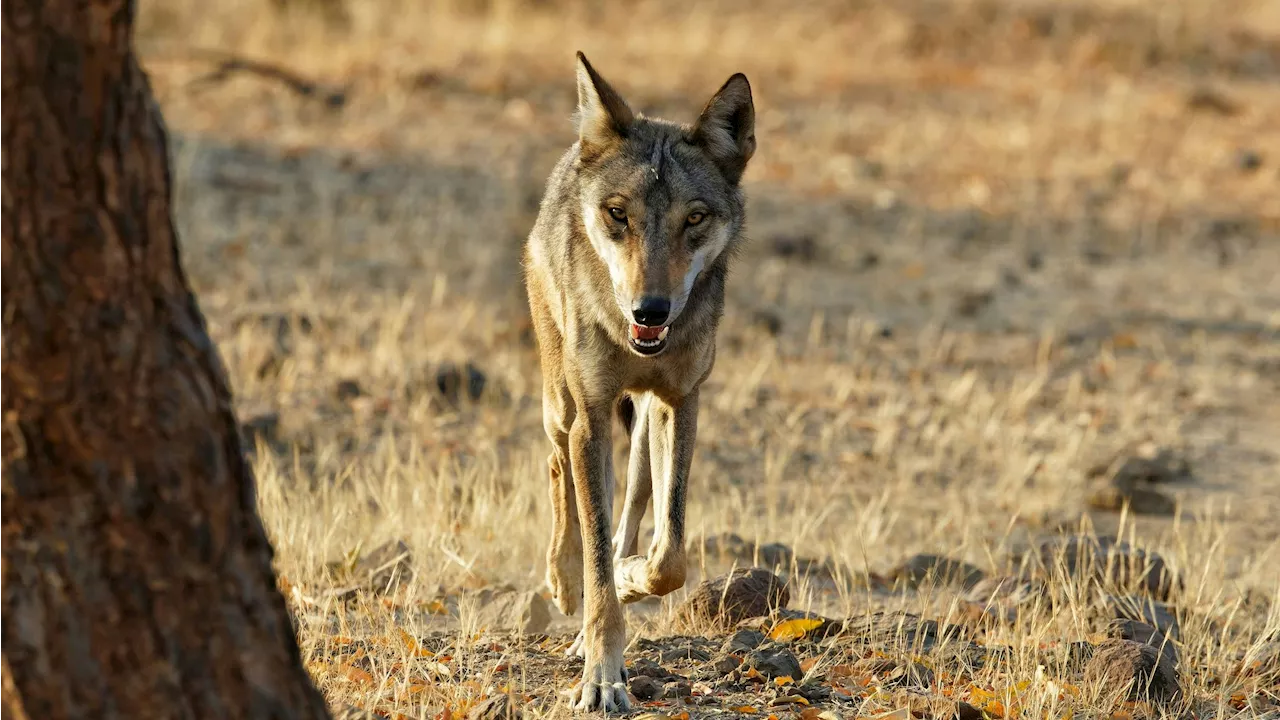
<box><xmin>608</xmin><ymin>206</ymin><xmax>627</xmax><ymax>223</ymax></box>
<box><xmin>686</xmin><ymin>211</ymin><xmax>706</xmax><ymax>227</ymax></box>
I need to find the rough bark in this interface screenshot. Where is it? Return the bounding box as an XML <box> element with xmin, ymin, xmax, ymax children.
<box><xmin>1</xmin><ymin>2</ymin><xmax>332</xmax><ymax>718</ymax></box>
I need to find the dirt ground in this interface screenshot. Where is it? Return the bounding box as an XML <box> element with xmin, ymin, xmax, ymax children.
<box><xmin>137</xmin><ymin>0</ymin><xmax>1278</xmax><ymax>717</ymax></box>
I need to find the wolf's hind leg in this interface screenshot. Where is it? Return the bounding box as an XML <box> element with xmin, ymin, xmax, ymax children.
<box><xmin>543</xmin><ymin>395</ymin><xmax>583</xmax><ymax>617</ymax></box>
<box><xmin>613</xmin><ymin>393</ymin><xmax>652</xmax><ymax>562</ymax></box>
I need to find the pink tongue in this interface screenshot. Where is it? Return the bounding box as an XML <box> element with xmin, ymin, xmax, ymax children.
<box><xmin>631</xmin><ymin>324</ymin><xmax>663</xmax><ymax>340</ymax></box>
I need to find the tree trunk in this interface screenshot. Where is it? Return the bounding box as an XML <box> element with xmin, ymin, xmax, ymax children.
<box><xmin>1</xmin><ymin>2</ymin><xmax>332</xmax><ymax>718</ymax></box>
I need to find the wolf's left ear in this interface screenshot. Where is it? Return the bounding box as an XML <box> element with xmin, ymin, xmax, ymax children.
<box><xmin>692</xmin><ymin>74</ymin><xmax>756</xmax><ymax>185</ymax></box>
<box><xmin>576</xmin><ymin>52</ymin><xmax>634</xmax><ymax>156</ymax></box>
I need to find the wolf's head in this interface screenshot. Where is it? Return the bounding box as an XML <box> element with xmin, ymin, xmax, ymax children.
<box><xmin>572</xmin><ymin>52</ymin><xmax>756</xmax><ymax>357</ymax></box>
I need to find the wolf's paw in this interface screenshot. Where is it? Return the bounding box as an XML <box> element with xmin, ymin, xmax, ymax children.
<box><xmin>570</xmin><ymin>648</ymin><xmax>630</xmax><ymax>712</ymax></box>
<box><xmin>566</xmin><ymin>628</ymin><xmax>586</xmax><ymax>658</ymax></box>
<box><xmin>547</xmin><ymin>547</ymin><xmax>584</xmax><ymax>616</ymax></box>
<box><xmin>613</xmin><ymin>554</ymin><xmax>686</xmax><ymax>604</ymax></box>
<box><xmin>613</xmin><ymin>555</ymin><xmax>652</xmax><ymax>604</ymax></box>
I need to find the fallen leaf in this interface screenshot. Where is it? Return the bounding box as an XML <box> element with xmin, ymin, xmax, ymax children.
<box><xmin>769</xmin><ymin>617</ymin><xmax>826</xmax><ymax>642</ymax></box>
<box><xmin>396</xmin><ymin>627</ymin><xmax>434</xmax><ymax>657</ymax></box>
<box><xmin>800</xmin><ymin>658</ymin><xmax>819</xmax><ymax>673</ymax></box>
<box><xmin>773</xmin><ymin>675</ymin><xmax>795</xmax><ymax>686</ymax></box>
<box><xmin>770</xmin><ymin>695</ymin><xmax>810</xmax><ymax>706</ymax></box>
<box><xmin>423</xmin><ymin>660</ymin><xmax>453</xmax><ymax>680</ymax></box>
<box><xmin>338</xmin><ymin>663</ymin><xmax>374</xmax><ymax>685</ymax></box>
<box><xmin>1110</xmin><ymin>332</ymin><xmax>1138</xmax><ymax>349</ymax></box>
<box><xmin>731</xmin><ymin>707</ymin><xmax>759</xmax><ymax>714</ymax></box>
<box><xmin>830</xmin><ymin>664</ymin><xmax>858</xmax><ymax>679</ymax></box>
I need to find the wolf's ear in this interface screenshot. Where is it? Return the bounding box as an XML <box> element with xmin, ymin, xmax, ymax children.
<box><xmin>575</xmin><ymin>52</ymin><xmax>634</xmax><ymax>155</ymax></box>
<box><xmin>691</xmin><ymin>74</ymin><xmax>756</xmax><ymax>185</ymax></box>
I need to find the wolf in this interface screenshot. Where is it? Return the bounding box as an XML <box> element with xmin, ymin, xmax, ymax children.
<box><xmin>522</xmin><ymin>52</ymin><xmax>756</xmax><ymax>712</ymax></box>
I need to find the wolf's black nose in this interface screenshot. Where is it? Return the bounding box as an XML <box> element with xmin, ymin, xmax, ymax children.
<box><xmin>632</xmin><ymin>297</ymin><xmax>670</xmax><ymax>327</ymax></box>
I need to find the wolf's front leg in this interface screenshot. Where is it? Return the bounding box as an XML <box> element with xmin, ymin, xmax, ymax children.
<box><xmin>614</xmin><ymin>390</ymin><xmax>697</xmax><ymax>604</ymax></box>
<box><xmin>568</xmin><ymin>406</ymin><xmax>630</xmax><ymax>712</ymax></box>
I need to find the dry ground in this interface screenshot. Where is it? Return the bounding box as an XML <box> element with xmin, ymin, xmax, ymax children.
<box><xmin>137</xmin><ymin>0</ymin><xmax>1279</xmax><ymax>717</ymax></box>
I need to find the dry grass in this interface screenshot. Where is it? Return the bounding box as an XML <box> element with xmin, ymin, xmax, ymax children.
<box><xmin>138</xmin><ymin>0</ymin><xmax>1278</xmax><ymax>717</ymax></box>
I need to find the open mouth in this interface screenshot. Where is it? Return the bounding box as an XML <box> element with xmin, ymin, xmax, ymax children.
<box><xmin>629</xmin><ymin>324</ymin><xmax>670</xmax><ymax>355</ymax></box>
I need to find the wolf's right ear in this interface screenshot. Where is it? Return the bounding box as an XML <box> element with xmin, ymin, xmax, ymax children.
<box><xmin>575</xmin><ymin>52</ymin><xmax>634</xmax><ymax>156</ymax></box>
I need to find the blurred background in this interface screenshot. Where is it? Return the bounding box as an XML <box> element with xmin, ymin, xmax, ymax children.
<box><xmin>133</xmin><ymin>0</ymin><xmax>1279</xmax><ymax>712</ymax></box>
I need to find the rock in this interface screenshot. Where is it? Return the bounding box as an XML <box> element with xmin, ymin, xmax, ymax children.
<box><xmin>434</xmin><ymin>361</ymin><xmax>486</xmax><ymax>405</ymax></box>
<box><xmin>692</xmin><ymin>535</ymin><xmax>836</xmax><ymax>578</ymax></box>
<box><xmin>693</xmin><ymin>533</ymin><xmax>794</xmax><ymax>569</ymax></box>
<box><xmin>1236</xmin><ymin>148</ymin><xmax>1263</xmax><ymax>173</ymax></box>
<box><xmin>1034</xmin><ymin>535</ymin><xmax>1180</xmax><ymax>601</ymax></box>
<box><xmin>469</xmin><ymin>588</ymin><xmax>551</xmax><ymax>635</ymax></box>
<box><xmin>629</xmin><ymin>658</ymin><xmax>680</xmax><ymax>681</ymax></box>
<box><xmin>956</xmin><ymin>600</ymin><xmax>1017</xmax><ymax>626</ymax></box>
<box><xmin>954</xmin><ymin>290</ymin><xmax>993</xmax><ymax>318</ymax></box>
<box><xmin>628</xmin><ymin>675</ymin><xmax>661</xmax><ymax>701</ymax></box>
<box><xmin>1085</xmin><ymin>448</ymin><xmax>1188</xmax><ymax>516</ymax></box>
<box><xmin>239</xmin><ymin>412</ymin><xmax>282</xmax><ymax>454</ymax></box>
<box><xmin>949</xmin><ymin>702</ymin><xmax>985</xmax><ymax>720</ymax></box>
<box><xmin>791</xmin><ymin>682</ymin><xmax>831</xmax><ymax>704</ymax></box>
<box><xmin>1103</xmin><ymin>447</ymin><xmax>1193</xmax><ymax>484</ymax></box>
<box><xmin>1086</xmin><ymin>483</ymin><xmax>1177</xmax><ymax>516</ymax></box>
<box><xmin>663</xmin><ymin>679</ymin><xmax>693</xmax><ymax>699</ymax></box>
<box><xmin>724</xmin><ymin>628</ymin><xmax>766</xmax><ymax>654</ymax></box>
<box><xmin>1105</xmin><ymin>618</ymin><xmax>1178</xmax><ymax>667</ymax></box>
<box><xmin>712</xmin><ymin>654</ymin><xmax>742</xmax><ymax>676</ymax></box>
<box><xmin>327</xmin><ymin>539</ymin><xmax>414</xmax><ymax>594</ymax></box>
<box><xmin>676</xmin><ymin>568</ymin><xmax>789</xmax><ymax>629</ymax></box>
<box><xmin>1185</xmin><ymin>86</ymin><xmax>1241</xmax><ymax>116</ymax></box>
<box><xmin>334</xmin><ymin>379</ymin><xmax>365</xmax><ymax>401</ymax></box>
<box><xmin>853</xmin><ymin>656</ymin><xmax>933</xmax><ymax>689</ymax></box>
<box><xmin>892</xmin><ymin>554</ymin><xmax>985</xmax><ymax>590</ymax></box>
<box><xmin>840</xmin><ymin>611</ymin><xmax>967</xmax><ymax>653</ymax></box>
<box><xmin>745</xmin><ymin>646</ymin><xmax>803</xmax><ymax>680</ymax></box>
<box><xmin>751</xmin><ymin>309</ymin><xmax>783</xmax><ymax>337</ymax></box>
<box><xmin>770</xmin><ymin>234</ymin><xmax>818</xmax><ymax>262</ymax></box>
<box><xmin>468</xmin><ymin>694</ymin><xmax>520</xmax><ymax>720</ymax></box>
<box><xmin>1106</xmin><ymin>595</ymin><xmax>1180</xmax><ymax>640</ymax></box>
<box><xmin>468</xmin><ymin>693</ymin><xmax>520</xmax><ymax>720</ymax></box>
<box><xmin>660</xmin><ymin>645</ymin><xmax>711</xmax><ymax>663</ymax></box>
<box><xmin>962</xmin><ymin>575</ymin><xmax>1046</xmax><ymax>623</ymax></box>
<box><xmin>1084</xmin><ymin>639</ymin><xmax>1180</xmax><ymax>703</ymax></box>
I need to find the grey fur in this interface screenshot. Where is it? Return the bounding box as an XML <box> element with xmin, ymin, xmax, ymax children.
<box><xmin>523</xmin><ymin>52</ymin><xmax>755</xmax><ymax>713</ymax></box>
